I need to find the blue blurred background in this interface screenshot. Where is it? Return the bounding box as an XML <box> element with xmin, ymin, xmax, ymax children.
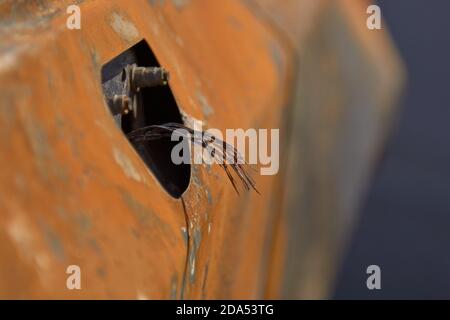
<box><xmin>334</xmin><ymin>0</ymin><xmax>450</xmax><ymax>299</ymax></box>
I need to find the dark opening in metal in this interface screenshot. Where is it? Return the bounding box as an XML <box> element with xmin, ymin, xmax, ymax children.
<box><xmin>101</xmin><ymin>40</ymin><xmax>190</xmax><ymax>198</ymax></box>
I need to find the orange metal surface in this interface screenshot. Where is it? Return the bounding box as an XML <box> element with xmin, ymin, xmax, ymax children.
<box><xmin>0</xmin><ymin>0</ymin><xmax>291</xmax><ymax>299</ymax></box>
<box><xmin>0</xmin><ymin>0</ymin><xmax>403</xmax><ymax>299</ymax></box>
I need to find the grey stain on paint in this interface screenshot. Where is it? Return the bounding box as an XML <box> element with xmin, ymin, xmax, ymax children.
<box><xmin>205</xmin><ymin>187</ymin><xmax>213</xmax><ymax>205</ymax></box>
<box><xmin>181</xmin><ymin>227</ymin><xmax>188</xmax><ymax>246</ymax></box>
<box><xmin>172</xmin><ymin>0</ymin><xmax>189</xmax><ymax>11</ymax></box>
<box><xmin>268</xmin><ymin>40</ymin><xmax>285</xmax><ymax>79</ymax></box>
<box><xmin>109</xmin><ymin>12</ymin><xmax>139</xmax><ymax>43</ymax></box>
<box><xmin>188</xmin><ymin>227</ymin><xmax>202</xmax><ymax>283</ymax></box>
<box><xmin>40</xmin><ymin>222</ymin><xmax>65</xmax><ymax>261</ymax></box>
<box><xmin>196</xmin><ymin>90</ymin><xmax>214</xmax><ymax>118</ymax></box>
<box><xmin>113</xmin><ymin>148</ymin><xmax>142</xmax><ymax>183</ymax></box>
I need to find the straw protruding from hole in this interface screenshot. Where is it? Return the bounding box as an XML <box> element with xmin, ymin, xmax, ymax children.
<box><xmin>127</xmin><ymin>123</ymin><xmax>259</xmax><ymax>194</ymax></box>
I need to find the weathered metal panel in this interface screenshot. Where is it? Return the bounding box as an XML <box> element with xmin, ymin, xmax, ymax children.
<box><xmin>0</xmin><ymin>0</ymin><xmax>403</xmax><ymax>299</ymax></box>
<box><xmin>0</xmin><ymin>0</ymin><xmax>291</xmax><ymax>299</ymax></box>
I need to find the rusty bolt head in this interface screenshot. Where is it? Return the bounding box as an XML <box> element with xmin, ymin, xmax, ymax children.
<box><xmin>130</xmin><ymin>66</ymin><xmax>170</xmax><ymax>90</ymax></box>
<box><xmin>109</xmin><ymin>94</ymin><xmax>132</xmax><ymax>115</ymax></box>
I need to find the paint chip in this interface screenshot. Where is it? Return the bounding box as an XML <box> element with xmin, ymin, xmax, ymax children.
<box><xmin>196</xmin><ymin>90</ymin><xmax>214</xmax><ymax>117</ymax></box>
<box><xmin>113</xmin><ymin>148</ymin><xmax>142</xmax><ymax>182</ymax></box>
<box><xmin>109</xmin><ymin>12</ymin><xmax>139</xmax><ymax>43</ymax></box>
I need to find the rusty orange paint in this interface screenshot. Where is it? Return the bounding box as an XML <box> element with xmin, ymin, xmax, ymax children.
<box><xmin>0</xmin><ymin>0</ymin><xmax>403</xmax><ymax>299</ymax></box>
<box><xmin>0</xmin><ymin>0</ymin><xmax>292</xmax><ymax>299</ymax></box>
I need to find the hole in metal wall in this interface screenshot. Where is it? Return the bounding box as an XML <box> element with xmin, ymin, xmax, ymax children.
<box><xmin>101</xmin><ymin>40</ymin><xmax>190</xmax><ymax>198</ymax></box>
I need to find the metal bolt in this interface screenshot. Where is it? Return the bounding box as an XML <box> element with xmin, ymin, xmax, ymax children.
<box><xmin>109</xmin><ymin>95</ymin><xmax>132</xmax><ymax>116</ymax></box>
<box><xmin>130</xmin><ymin>66</ymin><xmax>170</xmax><ymax>90</ymax></box>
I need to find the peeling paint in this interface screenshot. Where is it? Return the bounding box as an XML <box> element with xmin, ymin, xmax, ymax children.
<box><xmin>188</xmin><ymin>227</ymin><xmax>202</xmax><ymax>283</ymax></box>
<box><xmin>0</xmin><ymin>0</ymin><xmax>62</xmax><ymax>31</ymax></box>
<box><xmin>90</xmin><ymin>49</ymin><xmax>101</xmax><ymax>71</ymax></box>
<box><xmin>191</xmin><ymin>164</ymin><xmax>202</xmax><ymax>188</ymax></box>
<box><xmin>7</xmin><ymin>212</ymin><xmax>53</xmax><ymax>272</ymax></box>
<box><xmin>205</xmin><ymin>187</ymin><xmax>213</xmax><ymax>205</ymax></box>
<box><xmin>196</xmin><ymin>90</ymin><xmax>214</xmax><ymax>117</ymax></box>
<box><xmin>113</xmin><ymin>148</ymin><xmax>142</xmax><ymax>182</ymax></box>
<box><xmin>7</xmin><ymin>215</ymin><xmax>32</xmax><ymax>251</ymax></box>
<box><xmin>181</xmin><ymin>226</ymin><xmax>188</xmax><ymax>246</ymax></box>
<box><xmin>0</xmin><ymin>50</ymin><xmax>19</xmax><ymax>73</ymax></box>
<box><xmin>189</xmin><ymin>251</ymin><xmax>196</xmax><ymax>282</ymax></box>
<box><xmin>109</xmin><ymin>12</ymin><xmax>139</xmax><ymax>43</ymax></box>
<box><xmin>193</xmin><ymin>228</ymin><xmax>202</xmax><ymax>252</ymax></box>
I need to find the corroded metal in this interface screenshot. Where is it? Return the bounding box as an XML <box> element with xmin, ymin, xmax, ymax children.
<box><xmin>131</xmin><ymin>66</ymin><xmax>169</xmax><ymax>89</ymax></box>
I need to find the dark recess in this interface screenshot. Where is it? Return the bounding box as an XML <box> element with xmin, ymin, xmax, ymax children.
<box><xmin>101</xmin><ymin>40</ymin><xmax>190</xmax><ymax>198</ymax></box>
